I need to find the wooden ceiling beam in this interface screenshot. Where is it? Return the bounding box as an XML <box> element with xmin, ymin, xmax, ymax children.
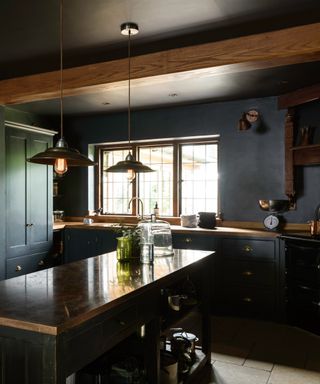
<box><xmin>278</xmin><ymin>82</ymin><xmax>320</xmax><ymax>109</ymax></box>
<box><xmin>1</xmin><ymin>22</ymin><xmax>320</xmax><ymax>105</ymax></box>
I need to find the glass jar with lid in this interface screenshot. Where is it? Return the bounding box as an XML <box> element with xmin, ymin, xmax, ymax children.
<box><xmin>138</xmin><ymin>214</ymin><xmax>173</xmax><ymax>257</ymax></box>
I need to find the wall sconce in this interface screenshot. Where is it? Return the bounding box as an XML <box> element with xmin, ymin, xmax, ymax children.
<box><xmin>238</xmin><ymin>109</ymin><xmax>260</xmax><ymax>131</ymax></box>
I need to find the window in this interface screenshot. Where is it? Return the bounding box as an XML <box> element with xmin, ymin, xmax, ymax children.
<box><xmin>101</xmin><ymin>148</ymin><xmax>132</xmax><ymax>214</ymax></box>
<box><xmin>97</xmin><ymin>137</ymin><xmax>219</xmax><ymax>216</ymax></box>
<box><xmin>138</xmin><ymin>146</ymin><xmax>174</xmax><ymax>216</ymax></box>
<box><xmin>180</xmin><ymin>143</ymin><xmax>218</xmax><ymax>214</ymax></box>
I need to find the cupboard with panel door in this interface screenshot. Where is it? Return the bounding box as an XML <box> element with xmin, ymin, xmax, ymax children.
<box><xmin>5</xmin><ymin>123</ymin><xmax>55</xmax><ymax>279</ymax></box>
<box><xmin>172</xmin><ymin>232</ymin><xmax>280</xmax><ymax>320</ymax></box>
<box><xmin>63</xmin><ymin>227</ymin><xmax>118</xmax><ymax>264</ymax></box>
<box><xmin>215</xmin><ymin>237</ymin><xmax>280</xmax><ymax>320</ymax></box>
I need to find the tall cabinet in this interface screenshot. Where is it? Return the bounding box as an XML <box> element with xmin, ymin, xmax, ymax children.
<box><xmin>5</xmin><ymin>122</ymin><xmax>55</xmax><ymax>279</ymax></box>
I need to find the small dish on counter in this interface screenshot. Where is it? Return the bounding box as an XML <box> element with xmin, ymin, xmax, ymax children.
<box><xmin>83</xmin><ymin>218</ymin><xmax>94</xmax><ymax>225</ymax></box>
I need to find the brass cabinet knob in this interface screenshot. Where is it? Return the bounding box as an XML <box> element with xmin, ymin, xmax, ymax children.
<box><xmin>185</xmin><ymin>238</ymin><xmax>192</xmax><ymax>243</ymax></box>
<box><xmin>242</xmin><ymin>271</ymin><xmax>254</xmax><ymax>276</ymax></box>
<box><xmin>243</xmin><ymin>297</ymin><xmax>252</xmax><ymax>303</ymax></box>
<box><xmin>243</xmin><ymin>245</ymin><xmax>253</xmax><ymax>252</ymax></box>
<box><xmin>38</xmin><ymin>260</ymin><xmax>45</xmax><ymax>267</ymax></box>
<box><xmin>15</xmin><ymin>265</ymin><xmax>22</xmax><ymax>272</ymax></box>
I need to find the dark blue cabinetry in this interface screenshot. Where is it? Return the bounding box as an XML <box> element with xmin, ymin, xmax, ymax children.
<box><xmin>4</xmin><ymin>124</ymin><xmax>54</xmax><ymax>279</ymax></box>
<box><xmin>172</xmin><ymin>232</ymin><xmax>279</xmax><ymax>320</ymax></box>
<box><xmin>172</xmin><ymin>232</ymin><xmax>217</xmax><ymax>251</ymax></box>
<box><xmin>63</xmin><ymin>228</ymin><xmax>117</xmax><ymax>263</ymax></box>
<box><xmin>216</xmin><ymin>237</ymin><xmax>279</xmax><ymax>320</ymax></box>
<box><xmin>63</xmin><ymin>229</ymin><xmax>279</xmax><ymax>320</ymax></box>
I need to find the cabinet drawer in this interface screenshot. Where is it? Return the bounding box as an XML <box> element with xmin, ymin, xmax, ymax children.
<box><xmin>218</xmin><ymin>286</ymin><xmax>275</xmax><ymax>317</ymax></box>
<box><xmin>172</xmin><ymin>233</ymin><xmax>216</xmax><ymax>251</ymax></box>
<box><xmin>222</xmin><ymin>238</ymin><xmax>275</xmax><ymax>261</ymax></box>
<box><xmin>222</xmin><ymin>261</ymin><xmax>275</xmax><ymax>287</ymax></box>
<box><xmin>6</xmin><ymin>252</ymin><xmax>48</xmax><ymax>278</ymax></box>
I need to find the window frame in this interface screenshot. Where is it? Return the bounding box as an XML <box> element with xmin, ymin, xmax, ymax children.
<box><xmin>95</xmin><ymin>136</ymin><xmax>219</xmax><ymax>217</ymax></box>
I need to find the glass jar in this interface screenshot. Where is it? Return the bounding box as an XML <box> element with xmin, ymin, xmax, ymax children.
<box><xmin>138</xmin><ymin>215</ymin><xmax>173</xmax><ymax>257</ymax></box>
<box><xmin>116</xmin><ymin>237</ymin><xmax>133</xmax><ymax>261</ymax></box>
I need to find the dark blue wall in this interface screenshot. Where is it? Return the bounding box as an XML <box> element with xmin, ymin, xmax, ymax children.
<box><xmin>61</xmin><ymin>96</ymin><xmax>320</xmax><ymax>223</ymax></box>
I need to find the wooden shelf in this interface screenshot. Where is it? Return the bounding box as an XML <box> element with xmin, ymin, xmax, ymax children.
<box><xmin>161</xmin><ymin>306</ymin><xmax>199</xmax><ymax>332</ymax></box>
<box><xmin>283</xmin><ymin>99</ymin><xmax>320</xmax><ymax>198</ymax></box>
<box><xmin>292</xmin><ymin>144</ymin><xmax>320</xmax><ymax>165</ymax></box>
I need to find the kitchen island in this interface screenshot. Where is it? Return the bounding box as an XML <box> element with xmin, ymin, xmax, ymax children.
<box><xmin>0</xmin><ymin>249</ymin><xmax>213</xmax><ymax>383</ymax></box>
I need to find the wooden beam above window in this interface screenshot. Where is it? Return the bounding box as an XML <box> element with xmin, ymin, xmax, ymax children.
<box><xmin>0</xmin><ymin>22</ymin><xmax>320</xmax><ymax>105</ymax></box>
<box><xmin>278</xmin><ymin>82</ymin><xmax>320</xmax><ymax>109</ymax></box>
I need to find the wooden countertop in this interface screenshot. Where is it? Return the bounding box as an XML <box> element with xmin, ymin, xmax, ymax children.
<box><xmin>0</xmin><ymin>249</ymin><xmax>213</xmax><ymax>335</ymax></box>
<box><xmin>54</xmin><ymin>221</ymin><xmax>280</xmax><ymax>238</ymax></box>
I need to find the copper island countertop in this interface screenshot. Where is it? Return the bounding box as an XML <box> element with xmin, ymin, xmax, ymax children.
<box><xmin>0</xmin><ymin>249</ymin><xmax>213</xmax><ymax>336</ymax></box>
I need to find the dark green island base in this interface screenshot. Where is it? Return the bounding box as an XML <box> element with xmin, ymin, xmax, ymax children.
<box><xmin>0</xmin><ymin>249</ymin><xmax>213</xmax><ymax>383</ymax></box>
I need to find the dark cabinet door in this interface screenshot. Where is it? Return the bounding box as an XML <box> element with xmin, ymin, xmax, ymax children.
<box><xmin>64</xmin><ymin>228</ymin><xmax>117</xmax><ymax>263</ymax></box>
<box><xmin>64</xmin><ymin>229</ymin><xmax>93</xmax><ymax>263</ymax></box>
<box><xmin>99</xmin><ymin>230</ymin><xmax>117</xmax><ymax>254</ymax></box>
<box><xmin>216</xmin><ymin>237</ymin><xmax>278</xmax><ymax>320</ymax></box>
<box><xmin>5</xmin><ymin>127</ymin><xmax>53</xmax><ymax>261</ymax></box>
<box><xmin>29</xmin><ymin>135</ymin><xmax>53</xmax><ymax>253</ymax></box>
<box><xmin>6</xmin><ymin>129</ymin><xmax>29</xmax><ymax>258</ymax></box>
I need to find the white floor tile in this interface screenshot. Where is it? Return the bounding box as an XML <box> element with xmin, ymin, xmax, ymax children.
<box><xmin>268</xmin><ymin>364</ymin><xmax>320</xmax><ymax>384</ymax></box>
<box><xmin>213</xmin><ymin>361</ymin><xmax>270</xmax><ymax>384</ymax></box>
<box><xmin>211</xmin><ymin>339</ymin><xmax>252</xmax><ymax>366</ymax></box>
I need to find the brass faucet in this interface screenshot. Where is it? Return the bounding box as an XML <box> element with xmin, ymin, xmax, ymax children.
<box><xmin>128</xmin><ymin>197</ymin><xmax>144</xmax><ymax>220</ymax></box>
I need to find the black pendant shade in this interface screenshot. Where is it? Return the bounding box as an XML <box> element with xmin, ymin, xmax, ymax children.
<box><xmin>27</xmin><ymin>138</ymin><xmax>95</xmax><ymax>166</ymax></box>
<box><xmin>105</xmin><ymin>151</ymin><xmax>153</xmax><ymax>173</ymax></box>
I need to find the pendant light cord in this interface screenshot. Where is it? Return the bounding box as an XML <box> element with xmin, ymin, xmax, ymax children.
<box><xmin>60</xmin><ymin>0</ymin><xmax>64</xmax><ymax>139</ymax></box>
<box><xmin>128</xmin><ymin>29</ymin><xmax>131</xmax><ymax>147</ymax></box>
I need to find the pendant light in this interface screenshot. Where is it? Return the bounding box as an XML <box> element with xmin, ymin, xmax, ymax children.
<box><xmin>105</xmin><ymin>22</ymin><xmax>154</xmax><ymax>181</ymax></box>
<box><xmin>27</xmin><ymin>0</ymin><xmax>95</xmax><ymax>174</ymax></box>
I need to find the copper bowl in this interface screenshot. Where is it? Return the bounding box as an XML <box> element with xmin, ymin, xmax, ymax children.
<box><xmin>258</xmin><ymin>199</ymin><xmax>290</xmax><ymax>212</ymax></box>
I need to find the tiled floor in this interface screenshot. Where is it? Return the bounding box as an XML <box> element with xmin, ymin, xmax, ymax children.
<box><xmin>190</xmin><ymin>315</ymin><xmax>320</xmax><ymax>384</ymax></box>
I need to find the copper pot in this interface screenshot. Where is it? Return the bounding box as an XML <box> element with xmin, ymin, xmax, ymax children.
<box><xmin>309</xmin><ymin>220</ymin><xmax>320</xmax><ymax>237</ymax></box>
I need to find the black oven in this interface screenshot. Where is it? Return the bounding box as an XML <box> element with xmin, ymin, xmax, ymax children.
<box><xmin>280</xmin><ymin>235</ymin><xmax>320</xmax><ymax>335</ymax></box>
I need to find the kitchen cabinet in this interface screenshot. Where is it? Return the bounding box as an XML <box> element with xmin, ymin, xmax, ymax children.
<box><xmin>0</xmin><ymin>250</ymin><xmax>212</xmax><ymax>384</ymax></box>
<box><xmin>280</xmin><ymin>235</ymin><xmax>320</xmax><ymax>335</ymax></box>
<box><xmin>6</xmin><ymin>251</ymin><xmax>49</xmax><ymax>279</ymax></box>
<box><xmin>215</xmin><ymin>237</ymin><xmax>279</xmax><ymax>320</ymax></box>
<box><xmin>5</xmin><ymin>123</ymin><xmax>55</xmax><ymax>279</ymax></box>
<box><xmin>63</xmin><ymin>227</ymin><xmax>117</xmax><ymax>263</ymax></box>
<box><xmin>172</xmin><ymin>232</ymin><xmax>217</xmax><ymax>251</ymax></box>
<box><xmin>172</xmin><ymin>232</ymin><xmax>219</xmax><ymax>316</ymax></box>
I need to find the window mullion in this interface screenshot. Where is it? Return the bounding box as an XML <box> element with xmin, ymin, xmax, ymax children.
<box><xmin>173</xmin><ymin>143</ymin><xmax>179</xmax><ymax>217</ymax></box>
<box><xmin>96</xmin><ymin>147</ymin><xmax>103</xmax><ymax>210</ymax></box>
